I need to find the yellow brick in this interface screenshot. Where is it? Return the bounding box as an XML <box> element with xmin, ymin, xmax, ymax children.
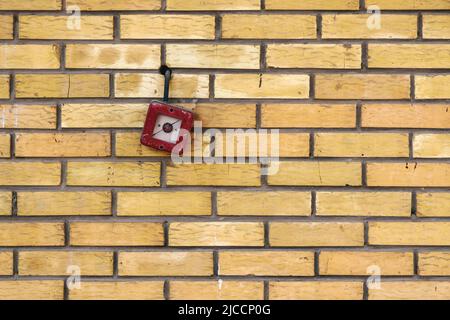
<box><xmin>69</xmin><ymin>281</ymin><xmax>164</xmax><ymax>300</ymax></box>
<box><xmin>367</xmin><ymin>163</ymin><xmax>450</xmax><ymax>187</ymax></box>
<box><xmin>0</xmin><ymin>281</ymin><xmax>63</xmax><ymax>300</ymax></box>
<box><xmin>170</xmin><ymin>281</ymin><xmax>263</xmax><ymax>300</ymax></box>
<box><xmin>119</xmin><ymin>252</ymin><xmax>213</xmax><ymax>276</ymax></box>
<box><xmin>369</xmin><ymin>281</ymin><xmax>450</xmax><ymax>300</ymax></box>
<box><xmin>117</xmin><ymin>192</ymin><xmax>211</xmax><ymax>216</ymax></box>
<box><xmin>0</xmin><ymin>252</ymin><xmax>12</xmax><ymax>275</ymax></box>
<box><xmin>319</xmin><ymin>251</ymin><xmax>413</xmax><ymax>276</ymax></box>
<box><xmin>362</xmin><ymin>104</ymin><xmax>450</xmax><ymax>129</ymax></box>
<box><xmin>194</xmin><ymin>103</ymin><xmax>256</xmax><ymax>128</ymax></box>
<box><xmin>270</xmin><ymin>222</ymin><xmax>364</xmax><ymax>247</ymax></box>
<box><xmin>222</xmin><ymin>14</ymin><xmax>316</xmax><ymax>39</ymax></box>
<box><xmin>115</xmin><ymin>131</ymin><xmax>170</xmax><ymax>157</ymax></box>
<box><xmin>0</xmin><ymin>45</ymin><xmax>59</xmax><ymax>69</ymax></box>
<box><xmin>67</xmin><ymin>0</ymin><xmax>160</xmax><ymax>10</ymax></box>
<box><xmin>70</xmin><ymin>222</ymin><xmax>164</xmax><ymax>246</ymax></box>
<box><xmin>417</xmin><ymin>193</ymin><xmax>450</xmax><ymax>217</ymax></box>
<box><xmin>270</xmin><ymin>282</ymin><xmax>363</xmax><ymax>300</ymax></box>
<box><xmin>17</xmin><ymin>192</ymin><xmax>111</xmax><ymax>216</ymax></box>
<box><xmin>219</xmin><ymin>251</ymin><xmax>314</xmax><ymax>276</ymax></box>
<box><xmin>0</xmin><ymin>192</ymin><xmax>11</xmax><ymax>216</ymax></box>
<box><xmin>67</xmin><ymin>162</ymin><xmax>160</xmax><ymax>187</ymax></box>
<box><xmin>66</xmin><ymin>44</ymin><xmax>160</xmax><ymax>69</ymax></box>
<box><xmin>0</xmin><ymin>223</ymin><xmax>64</xmax><ymax>246</ymax></box>
<box><xmin>15</xmin><ymin>74</ymin><xmax>110</xmax><ymax>98</ymax></box>
<box><xmin>217</xmin><ymin>191</ymin><xmax>311</xmax><ymax>216</ymax></box>
<box><xmin>414</xmin><ymin>134</ymin><xmax>450</xmax><ymax>158</ymax></box>
<box><xmin>322</xmin><ymin>14</ymin><xmax>417</xmax><ymax>39</ymax></box>
<box><xmin>0</xmin><ymin>0</ymin><xmax>60</xmax><ymax>10</ymax></box>
<box><xmin>316</xmin><ymin>74</ymin><xmax>410</xmax><ymax>100</ymax></box>
<box><xmin>115</xmin><ymin>73</ymin><xmax>209</xmax><ymax>98</ymax></box>
<box><xmin>369</xmin><ymin>222</ymin><xmax>450</xmax><ymax>246</ymax></box>
<box><xmin>167</xmin><ymin>0</ymin><xmax>260</xmax><ymax>10</ymax></box>
<box><xmin>169</xmin><ymin>222</ymin><xmax>264</xmax><ymax>247</ymax></box>
<box><xmin>121</xmin><ymin>15</ymin><xmax>215</xmax><ymax>39</ymax></box>
<box><xmin>0</xmin><ymin>75</ymin><xmax>9</xmax><ymax>99</ymax></box>
<box><xmin>0</xmin><ymin>105</ymin><xmax>56</xmax><ymax>129</ymax></box>
<box><xmin>0</xmin><ymin>16</ymin><xmax>13</xmax><ymax>39</ymax></box>
<box><xmin>317</xmin><ymin>192</ymin><xmax>411</xmax><ymax>217</ymax></box>
<box><xmin>315</xmin><ymin>133</ymin><xmax>409</xmax><ymax>157</ymax></box>
<box><xmin>0</xmin><ymin>162</ymin><xmax>60</xmax><ymax>186</ymax></box>
<box><xmin>166</xmin><ymin>44</ymin><xmax>259</xmax><ymax>69</ymax></box>
<box><xmin>0</xmin><ymin>134</ymin><xmax>10</xmax><ymax>158</ymax></box>
<box><xmin>15</xmin><ymin>132</ymin><xmax>111</xmax><ymax>157</ymax></box>
<box><xmin>423</xmin><ymin>15</ymin><xmax>450</xmax><ymax>39</ymax></box>
<box><xmin>215</xmin><ymin>74</ymin><xmax>309</xmax><ymax>99</ymax></box>
<box><xmin>167</xmin><ymin>163</ymin><xmax>260</xmax><ymax>186</ymax></box>
<box><xmin>20</xmin><ymin>15</ymin><xmax>113</xmax><ymax>40</ymax></box>
<box><xmin>262</xmin><ymin>104</ymin><xmax>356</xmax><ymax>128</ymax></box>
<box><xmin>416</xmin><ymin>75</ymin><xmax>450</xmax><ymax>99</ymax></box>
<box><xmin>266</xmin><ymin>0</ymin><xmax>359</xmax><ymax>10</ymax></box>
<box><xmin>366</xmin><ymin>0</ymin><xmax>450</xmax><ymax>10</ymax></box>
<box><xmin>268</xmin><ymin>161</ymin><xmax>361</xmax><ymax>186</ymax></box>
<box><xmin>419</xmin><ymin>252</ymin><xmax>450</xmax><ymax>276</ymax></box>
<box><xmin>268</xmin><ymin>44</ymin><xmax>361</xmax><ymax>69</ymax></box>
<box><xmin>369</xmin><ymin>44</ymin><xmax>450</xmax><ymax>69</ymax></box>
<box><xmin>19</xmin><ymin>251</ymin><xmax>113</xmax><ymax>276</ymax></box>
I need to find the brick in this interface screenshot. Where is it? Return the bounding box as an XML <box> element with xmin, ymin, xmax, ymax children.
<box><xmin>315</xmin><ymin>133</ymin><xmax>409</xmax><ymax>157</ymax></box>
<box><xmin>369</xmin><ymin>44</ymin><xmax>450</xmax><ymax>69</ymax></box>
<box><xmin>121</xmin><ymin>15</ymin><xmax>215</xmax><ymax>39</ymax></box>
<box><xmin>70</xmin><ymin>222</ymin><xmax>164</xmax><ymax>246</ymax></box>
<box><xmin>0</xmin><ymin>105</ymin><xmax>56</xmax><ymax>129</ymax></box>
<box><xmin>266</xmin><ymin>0</ymin><xmax>359</xmax><ymax>10</ymax></box>
<box><xmin>315</xmin><ymin>74</ymin><xmax>410</xmax><ymax>100</ymax></box>
<box><xmin>115</xmin><ymin>73</ymin><xmax>209</xmax><ymax>98</ymax></box>
<box><xmin>0</xmin><ymin>16</ymin><xmax>13</xmax><ymax>39</ymax></box>
<box><xmin>69</xmin><ymin>281</ymin><xmax>164</xmax><ymax>300</ymax></box>
<box><xmin>362</xmin><ymin>104</ymin><xmax>450</xmax><ymax>129</ymax></box>
<box><xmin>166</xmin><ymin>44</ymin><xmax>260</xmax><ymax>69</ymax></box>
<box><xmin>369</xmin><ymin>281</ymin><xmax>450</xmax><ymax>300</ymax></box>
<box><xmin>217</xmin><ymin>192</ymin><xmax>311</xmax><ymax>216</ymax></box>
<box><xmin>316</xmin><ymin>192</ymin><xmax>411</xmax><ymax>217</ymax></box>
<box><xmin>0</xmin><ymin>75</ymin><xmax>9</xmax><ymax>99</ymax></box>
<box><xmin>262</xmin><ymin>104</ymin><xmax>356</xmax><ymax>128</ymax></box>
<box><xmin>119</xmin><ymin>252</ymin><xmax>213</xmax><ymax>276</ymax></box>
<box><xmin>0</xmin><ymin>162</ymin><xmax>60</xmax><ymax>186</ymax></box>
<box><xmin>319</xmin><ymin>251</ymin><xmax>413</xmax><ymax>276</ymax></box>
<box><xmin>0</xmin><ymin>192</ymin><xmax>11</xmax><ymax>215</ymax></box>
<box><xmin>15</xmin><ymin>74</ymin><xmax>110</xmax><ymax>98</ymax></box>
<box><xmin>222</xmin><ymin>15</ymin><xmax>316</xmax><ymax>39</ymax></box>
<box><xmin>67</xmin><ymin>162</ymin><xmax>160</xmax><ymax>187</ymax></box>
<box><xmin>419</xmin><ymin>252</ymin><xmax>450</xmax><ymax>276</ymax></box>
<box><xmin>0</xmin><ymin>252</ymin><xmax>12</xmax><ymax>275</ymax></box>
<box><xmin>117</xmin><ymin>192</ymin><xmax>211</xmax><ymax>216</ymax></box>
<box><xmin>215</xmin><ymin>74</ymin><xmax>309</xmax><ymax>99</ymax></box>
<box><xmin>17</xmin><ymin>192</ymin><xmax>111</xmax><ymax>216</ymax></box>
<box><xmin>19</xmin><ymin>15</ymin><xmax>113</xmax><ymax>40</ymax></box>
<box><xmin>270</xmin><ymin>223</ymin><xmax>364</xmax><ymax>247</ymax></box>
<box><xmin>0</xmin><ymin>0</ymin><xmax>61</xmax><ymax>10</ymax></box>
<box><xmin>416</xmin><ymin>75</ymin><xmax>450</xmax><ymax>99</ymax></box>
<box><xmin>19</xmin><ymin>251</ymin><xmax>113</xmax><ymax>276</ymax></box>
<box><xmin>268</xmin><ymin>161</ymin><xmax>361</xmax><ymax>186</ymax></box>
<box><xmin>167</xmin><ymin>164</ymin><xmax>260</xmax><ymax>186</ymax></box>
<box><xmin>414</xmin><ymin>134</ymin><xmax>450</xmax><ymax>158</ymax></box>
<box><xmin>15</xmin><ymin>132</ymin><xmax>111</xmax><ymax>157</ymax></box>
<box><xmin>66</xmin><ymin>44</ymin><xmax>160</xmax><ymax>69</ymax></box>
<box><xmin>0</xmin><ymin>134</ymin><xmax>10</xmax><ymax>158</ymax></box>
<box><xmin>322</xmin><ymin>14</ymin><xmax>417</xmax><ymax>39</ymax></box>
<box><xmin>269</xmin><ymin>282</ymin><xmax>363</xmax><ymax>300</ymax></box>
<box><xmin>0</xmin><ymin>281</ymin><xmax>63</xmax><ymax>300</ymax></box>
<box><xmin>267</xmin><ymin>44</ymin><xmax>361</xmax><ymax>69</ymax></box>
<box><xmin>0</xmin><ymin>223</ymin><xmax>64</xmax><ymax>246</ymax></box>
<box><xmin>219</xmin><ymin>251</ymin><xmax>314</xmax><ymax>276</ymax></box>
<box><xmin>366</xmin><ymin>0</ymin><xmax>450</xmax><ymax>10</ymax></box>
<box><xmin>170</xmin><ymin>281</ymin><xmax>264</xmax><ymax>300</ymax></box>
<box><xmin>67</xmin><ymin>0</ymin><xmax>160</xmax><ymax>10</ymax></box>
<box><xmin>367</xmin><ymin>163</ymin><xmax>450</xmax><ymax>187</ymax></box>
<box><xmin>169</xmin><ymin>222</ymin><xmax>264</xmax><ymax>247</ymax></box>
<box><xmin>167</xmin><ymin>0</ymin><xmax>260</xmax><ymax>10</ymax></box>
<box><xmin>417</xmin><ymin>193</ymin><xmax>450</xmax><ymax>217</ymax></box>
<box><xmin>194</xmin><ymin>104</ymin><xmax>256</xmax><ymax>128</ymax></box>
<box><xmin>423</xmin><ymin>15</ymin><xmax>450</xmax><ymax>39</ymax></box>
<box><xmin>0</xmin><ymin>45</ymin><xmax>60</xmax><ymax>69</ymax></box>
<box><xmin>369</xmin><ymin>222</ymin><xmax>450</xmax><ymax>246</ymax></box>
<box><xmin>115</xmin><ymin>131</ymin><xmax>170</xmax><ymax>157</ymax></box>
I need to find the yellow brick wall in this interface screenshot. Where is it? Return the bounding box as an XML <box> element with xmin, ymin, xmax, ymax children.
<box><xmin>0</xmin><ymin>0</ymin><xmax>449</xmax><ymax>301</ymax></box>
